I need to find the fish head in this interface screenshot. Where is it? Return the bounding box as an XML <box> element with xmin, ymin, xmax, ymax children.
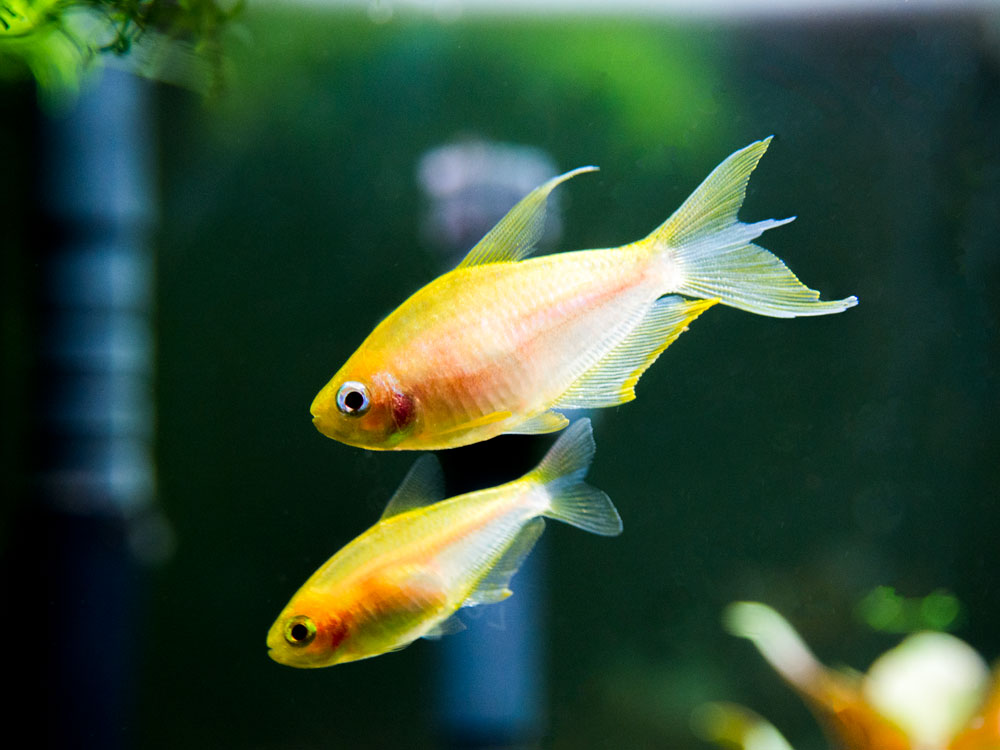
<box><xmin>311</xmin><ymin>366</ymin><xmax>420</xmax><ymax>450</ymax></box>
<box><xmin>266</xmin><ymin>599</ymin><xmax>351</xmax><ymax>668</ymax></box>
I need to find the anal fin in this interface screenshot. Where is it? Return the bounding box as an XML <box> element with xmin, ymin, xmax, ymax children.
<box><xmin>552</xmin><ymin>295</ymin><xmax>716</xmax><ymax>409</ymax></box>
<box><xmin>462</xmin><ymin>517</ymin><xmax>546</xmax><ymax>607</ymax></box>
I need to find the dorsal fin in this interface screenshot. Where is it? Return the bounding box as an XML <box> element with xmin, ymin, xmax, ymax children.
<box><xmin>379</xmin><ymin>454</ymin><xmax>446</xmax><ymax>520</ymax></box>
<box><xmin>455</xmin><ymin>166</ymin><xmax>598</xmax><ymax>269</ymax></box>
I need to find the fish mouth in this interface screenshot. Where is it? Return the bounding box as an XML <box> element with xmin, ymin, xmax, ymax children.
<box><xmin>266</xmin><ymin>642</ymin><xmax>294</xmax><ymax>666</ymax></box>
<box><xmin>265</xmin><ymin>628</ymin><xmax>285</xmax><ymax>660</ymax></box>
<box><xmin>311</xmin><ymin>411</ymin><xmax>331</xmax><ymax>436</ymax></box>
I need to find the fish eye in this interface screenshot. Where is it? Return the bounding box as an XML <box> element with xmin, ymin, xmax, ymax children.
<box><xmin>284</xmin><ymin>615</ymin><xmax>317</xmax><ymax>647</ymax></box>
<box><xmin>336</xmin><ymin>381</ymin><xmax>370</xmax><ymax>416</ymax></box>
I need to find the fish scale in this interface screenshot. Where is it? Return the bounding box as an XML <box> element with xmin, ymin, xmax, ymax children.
<box><xmin>395</xmin><ymin>249</ymin><xmax>661</xmax><ymax>430</ymax></box>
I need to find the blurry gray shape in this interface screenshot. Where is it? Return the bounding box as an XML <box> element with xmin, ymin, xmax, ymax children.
<box><xmin>418</xmin><ymin>139</ymin><xmax>562</xmax><ymax>260</ymax></box>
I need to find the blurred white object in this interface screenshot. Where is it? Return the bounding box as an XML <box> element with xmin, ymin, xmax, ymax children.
<box><xmin>417</xmin><ymin>139</ymin><xmax>559</xmax><ymax>260</ymax></box>
<box><xmin>863</xmin><ymin>632</ymin><xmax>991</xmax><ymax>750</ymax></box>
<box><xmin>714</xmin><ymin>601</ymin><xmax>1000</xmax><ymax>750</ymax></box>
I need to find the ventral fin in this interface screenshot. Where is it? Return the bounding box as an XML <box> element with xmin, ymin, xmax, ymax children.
<box><xmin>422</xmin><ymin>614</ymin><xmax>466</xmax><ymax>640</ymax></box>
<box><xmin>505</xmin><ymin>410</ymin><xmax>569</xmax><ymax>435</ymax></box>
<box><xmin>552</xmin><ymin>296</ymin><xmax>717</xmax><ymax>410</ymax></box>
<box><xmin>463</xmin><ymin>517</ymin><xmax>546</xmax><ymax>607</ymax></box>
<box><xmin>379</xmin><ymin>454</ymin><xmax>446</xmax><ymax>520</ymax></box>
<box><xmin>455</xmin><ymin>166</ymin><xmax>598</xmax><ymax>269</ymax></box>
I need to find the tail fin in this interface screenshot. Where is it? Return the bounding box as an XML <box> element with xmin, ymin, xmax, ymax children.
<box><xmin>528</xmin><ymin>418</ymin><xmax>622</xmax><ymax>537</ymax></box>
<box><xmin>645</xmin><ymin>137</ymin><xmax>858</xmax><ymax>318</ymax></box>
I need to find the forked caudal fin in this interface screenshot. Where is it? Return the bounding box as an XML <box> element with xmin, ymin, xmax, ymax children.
<box><xmin>644</xmin><ymin>137</ymin><xmax>858</xmax><ymax>318</ymax></box>
<box><xmin>528</xmin><ymin>418</ymin><xmax>622</xmax><ymax>537</ymax></box>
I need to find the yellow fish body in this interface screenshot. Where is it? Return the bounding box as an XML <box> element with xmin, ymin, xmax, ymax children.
<box><xmin>266</xmin><ymin>418</ymin><xmax>620</xmax><ymax>668</ymax></box>
<box><xmin>312</xmin><ymin>138</ymin><xmax>858</xmax><ymax>450</ymax></box>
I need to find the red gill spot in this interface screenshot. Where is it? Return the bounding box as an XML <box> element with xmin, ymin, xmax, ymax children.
<box><xmin>325</xmin><ymin>616</ymin><xmax>349</xmax><ymax>651</ymax></box>
<box><xmin>391</xmin><ymin>391</ymin><xmax>415</xmax><ymax>430</ymax></box>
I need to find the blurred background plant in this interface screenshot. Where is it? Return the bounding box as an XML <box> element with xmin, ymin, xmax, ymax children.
<box><xmin>694</xmin><ymin>601</ymin><xmax>1000</xmax><ymax>750</ymax></box>
<box><xmin>0</xmin><ymin>0</ymin><xmax>244</xmax><ymax>102</ymax></box>
<box><xmin>857</xmin><ymin>586</ymin><xmax>964</xmax><ymax>635</ymax></box>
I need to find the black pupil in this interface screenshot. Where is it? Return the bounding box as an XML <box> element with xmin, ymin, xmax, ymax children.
<box><xmin>344</xmin><ymin>390</ymin><xmax>365</xmax><ymax>411</ymax></box>
<box><xmin>290</xmin><ymin>623</ymin><xmax>310</xmax><ymax>641</ymax></box>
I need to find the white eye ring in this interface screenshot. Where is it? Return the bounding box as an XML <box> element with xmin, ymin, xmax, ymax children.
<box><xmin>336</xmin><ymin>381</ymin><xmax>370</xmax><ymax>416</ymax></box>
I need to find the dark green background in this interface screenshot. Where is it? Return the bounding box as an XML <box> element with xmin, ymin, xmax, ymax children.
<box><xmin>8</xmin><ymin>5</ymin><xmax>1000</xmax><ymax>749</ymax></box>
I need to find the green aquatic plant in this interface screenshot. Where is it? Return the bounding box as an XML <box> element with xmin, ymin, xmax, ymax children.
<box><xmin>857</xmin><ymin>585</ymin><xmax>963</xmax><ymax>634</ymax></box>
<box><xmin>0</xmin><ymin>0</ymin><xmax>243</xmax><ymax>101</ymax></box>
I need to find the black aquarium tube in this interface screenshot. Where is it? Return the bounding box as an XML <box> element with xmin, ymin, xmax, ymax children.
<box><xmin>33</xmin><ymin>68</ymin><xmax>160</xmax><ymax>749</ymax></box>
<box><xmin>419</xmin><ymin>140</ymin><xmax>560</xmax><ymax>748</ymax></box>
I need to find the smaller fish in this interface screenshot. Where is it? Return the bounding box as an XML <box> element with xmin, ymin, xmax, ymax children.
<box><xmin>266</xmin><ymin>418</ymin><xmax>620</xmax><ymax>668</ymax></box>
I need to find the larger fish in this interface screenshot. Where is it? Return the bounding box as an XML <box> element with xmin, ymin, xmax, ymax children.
<box><xmin>266</xmin><ymin>418</ymin><xmax>620</xmax><ymax>668</ymax></box>
<box><xmin>312</xmin><ymin>137</ymin><xmax>857</xmax><ymax>450</ymax></box>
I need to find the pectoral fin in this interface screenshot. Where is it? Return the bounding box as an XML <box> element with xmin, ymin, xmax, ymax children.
<box><xmin>422</xmin><ymin>614</ymin><xmax>466</xmax><ymax>640</ymax></box>
<box><xmin>437</xmin><ymin>410</ymin><xmax>513</xmax><ymax>436</ymax></box>
<box><xmin>505</xmin><ymin>410</ymin><xmax>569</xmax><ymax>435</ymax></box>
